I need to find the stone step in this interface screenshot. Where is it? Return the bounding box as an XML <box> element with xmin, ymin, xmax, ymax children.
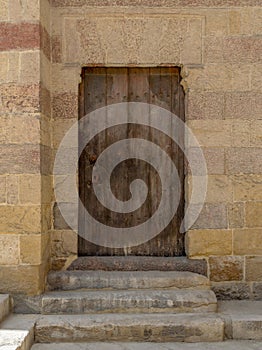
<box><xmin>34</xmin><ymin>313</ymin><xmax>224</xmax><ymax>343</ymax></box>
<box><xmin>41</xmin><ymin>289</ymin><xmax>217</xmax><ymax>314</ymax></box>
<box><xmin>47</xmin><ymin>270</ymin><xmax>210</xmax><ymax>291</ymax></box>
<box><xmin>68</xmin><ymin>257</ymin><xmax>207</xmax><ymax>275</ymax></box>
<box><xmin>31</xmin><ymin>341</ymin><xmax>262</xmax><ymax>350</ymax></box>
<box><xmin>0</xmin><ymin>294</ymin><xmax>10</xmax><ymax>323</ymax></box>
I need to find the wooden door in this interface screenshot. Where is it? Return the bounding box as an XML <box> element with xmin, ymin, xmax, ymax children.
<box><xmin>78</xmin><ymin>67</ymin><xmax>185</xmax><ymax>256</ymax></box>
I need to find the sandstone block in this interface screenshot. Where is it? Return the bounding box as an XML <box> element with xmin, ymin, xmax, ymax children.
<box><xmin>253</xmin><ymin>283</ymin><xmax>262</xmax><ymax>300</ymax></box>
<box><xmin>231</xmin><ymin>120</ymin><xmax>250</xmax><ymax>147</ymax></box>
<box><xmin>226</xmin><ymin>148</ymin><xmax>262</xmax><ymax>174</ymax></box>
<box><xmin>41</xmin><ymin>115</ymin><xmax>51</xmax><ymax>147</ymax></box>
<box><xmin>7</xmin><ymin>114</ymin><xmax>40</xmax><ymax>145</ymax></box>
<box><xmin>20</xmin><ymin>51</ymin><xmax>40</xmax><ymax>84</ymax></box>
<box><xmin>0</xmin><ymin>0</ymin><xmax>8</xmax><ymax>20</ymax></box>
<box><xmin>9</xmin><ymin>0</ymin><xmax>40</xmax><ymax>21</ymax></box>
<box><xmin>252</xmin><ymin>64</ymin><xmax>262</xmax><ymax>91</ymax></box>
<box><xmin>0</xmin><ymin>144</ymin><xmax>40</xmax><ymax>174</ymax></box>
<box><xmin>0</xmin><ymin>114</ymin><xmax>8</xmax><ymax>144</ymax></box>
<box><xmin>187</xmin><ymin>147</ymin><xmax>225</xmax><ymax>175</ymax></box>
<box><xmin>187</xmin><ymin>91</ymin><xmax>224</xmax><ymax>120</ymax></box>
<box><xmin>19</xmin><ymin>175</ymin><xmax>41</xmax><ymax>205</ymax></box>
<box><xmin>250</xmin><ymin>120</ymin><xmax>262</xmax><ymax>147</ymax></box>
<box><xmin>212</xmin><ymin>282</ymin><xmax>251</xmax><ymax>300</ymax></box>
<box><xmin>191</xmin><ymin>203</ymin><xmax>228</xmax><ymax>230</ymax></box>
<box><xmin>0</xmin><ymin>53</ymin><xmax>8</xmax><ymax>82</ymax></box>
<box><xmin>203</xmin><ymin>36</ymin><xmax>223</xmax><ymax>64</ymax></box>
<box><xmin>209</xmin><ymin>256</ymin><xmax>244</xmax><ymax>282</ymax></box>
<box><xmin>40</xmin><ymin>85</ymin><xmax>51</xmax><ymax>118</ymax></box>
<box><xmin>0</xmin><ymin>265</ymin><xmax>44</xmax><ymax>295</ymax></box>
<box><xmin>41</xmin><ymin>25</ymin><xmax>51</xmax><ymax>60</ymax></box>
<box><xmin>0</xmin><ymin>234</ymin><xmax>20</xmax><ymax>265</ymax></box>
<box><xmin>41</xmin><ymin>175</ymin><xmax>53</xmax><ymax>204</ymax></box>
<box><xmin>52</xmin><ymin>92</ymin><xmax>78</xmax><ymax>120</ymax></box>
<box><xmin>224</xmin><ymin>92</ymin><xmax>252</xmax><ymax>119</ymax></box>
<box><xmin>253</xmin><ymin>8</ymin><xmax>262</xmax><ymax>35</ymax></box>
<box><xmin>187</xmin><ymin>120</ymin><xmax>231</xmax><ymax>147</ymax></box>
<box><xmin>233</xmin><ymin>229</ymin><xmax>262</xmax><ymax>255</ymax></box>
<box><xmin>0</xmin><ymin>23</ymin><xmax>40</xmax><ymax>51</ymax></box>
<box><xmin>206</xmin><ymin>10</ymin><xmax>228</xmax><ymax>36</ymax></box>
<box><xmin>51</xmin><ymin>65</ymin><xmax>80</xmax><ymax>94</ymax></box>
<box><xmin>41</xmin><ymin>204</ymin><xmax>52</xmax><ymax>232</ymax></box>
<box><xmin>52</xmin><ymin>118</ymin><xmax>76</xmax><ymax>148</ymax></box>
<box><xmin>246</xmin><ymin>256</ymin><xmax>262</xmax><ymax>282</ymax></box>
<box><xmin>233</xmin><ymin>175</ymin><xmax>262</xmax><ymax>201</ymax></box>
<box><xmin>0</xmin><ymin>84</ymin><xmax>40</xmax><ymax>114</ymax></box>
<box><xmin>20</xmin><ymin>234</ymin><xmax>42</xmax><ymax>265</ymax></box>
<box><xmin>245</xmin><ymin>202</ymin><xmax>262</xmax><ymax>227</ymax></box>
<box><xmin>0</xmin><ymin>176</ymin><xmax>6</xmax><ymax>203</ymax></box>
<box><xmin>223</xmin><ymin>37</ymin><xmax>262</xmax><ymax>63</ymax></box>
<box><xmin>6</xmin><ymin>175</ymin><xmax>19</xmax><ymax>205</ymax></box>
<box><xmin>51</xmin><ymin>36</ymin><xmax>62</xmax><ymax>63</ymax></box>
<box><xmin>186</xmin><ymin>229</ymin><xmax>232</xmax><ymax>257</ymax></box>
<box><xmin>0</xmin><ymin>205</ymin><xmax>41</xmax><ymax>234</ymax></box>
<box><xmin>228</xmin><ymin>202</ymin><xmax>245</xmax><ymax>229</ymax></box>
<box><xmin>228</xmin><ymin>10</ymin><xmax>241</xmax><ymax>34</ymax></box>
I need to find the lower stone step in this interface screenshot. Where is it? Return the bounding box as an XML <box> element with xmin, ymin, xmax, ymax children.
<box><xmin>42</xmin><ymin>289</ymin><xmax>217</xmax><ymax>314</ymax></box>
<box><xmin>35</xmin><ymin>313</ymin><xmax>224</xmax><ymax>343</ymax></box>
<box><xmin>47</xmin><ymin>270</ymin><xmax>210</xmax><ymax>291</ymax></box>
<box><xmin>31</xmin><ymin>341</ymin><xmax>262</xmax><ymax>350</ymax></box>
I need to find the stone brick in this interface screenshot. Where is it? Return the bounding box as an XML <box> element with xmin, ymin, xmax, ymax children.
<box><xmin>7</xmin><ymin>52</ymin><xmax>20</xmax><ymax>83</ymax></box>
<box><xmin>6</xmin><ymin>175</ymin><xmax>19</xmax><ymax>205</ymax></box>
<box><xmin>190</xmin><ymin>203</ymin><xmax>228</xmax><ymax>230</ymax></box>
<box><xmin>212</xmin><ymin>282</ymin><xmax>251</xmax><ymax>300</ymax></box>
<box><xmin>41</xmin><ymin>115</ymin><xmax>51</xmax><ymax>147</ymax></box>
<box><xmin>187</xmin><ymin>120</ymin><xmax>231</xmax><ymax>147</ymax></box>
<box><xmin>53</xmin><ymin>202</ymin><xmax>77</xmax><ymax>230</ymax></box>
<box><xmin>0</xmin><ymin>53</ymin><xmax>8</xmax><ymax>82</ymax></box>
<box><xmin>203</xmin><ymin>36</ymin><xmax>223</xmax><ymax>64</ymax></box>
<box><xmin>40</xmin><ymin>85</ymin><xmax>51</xmax><ymax>118</ymax></box>
<box><xmin>41</xmin><ymin>175</ymin><xmax>53</xmax><ymax>204</ymax></box>
<box><xmin>224</xmin><ymin>92</ymin><xmax>252</xmax><ymax>119</ymax></box>
<box><xmin>41</xmin><ymin>203</ymin><xmax>52</xmax><ymax>232</ymax></box>
<box><xmin>52</xmin><ymin>118</ymin><xmax>76</xmax><ymax>149</ymax></box>
<box><xmin>0</xmin><ymin>23</ymin><xmax>40</xmax><ymax>51</ymax></box>
<box><xmin>52</xmin><ymin>229</ymin><xmax>78</xmax><ymax>257</ymax></box>
<box><xmin>41</xmin><ymin>24</ymin><xmax>51</xmax><ymax>60</ymax></box>
<box><xmin>205</xmin><ymin>10</ymin><xmax>228</xmax><ymax>36</ymax></box>
<box><xmin>253</xmin><ymin>8</ymin><xmax>262</xmax><ymax>34</ymax></box>
<box><xmin>8</xmin><ymin>0</ymin><xmax>40</xmax><ymax>21</ymax></box>
<box><xmin>7</xmin><ymin>114</ymin><xmax>40</xmax><ymax>144</ymax></box>
<box><xmin>251</xmin><ymin>120</ymin><xmax>262</xmax><ymax>147</ymax></box>
<box><xmin>0</xmin><ymin>176</ymin><xmax>6</xmax><ymax>203</ymax></box>
<box><xmin>223</xmin><ymin>37</ymin><xmax>262</xmax><ymax>63</ymax></box>
<box><xmin>228</xmin><ymin>10</ymin><xmax>241</xmax><ymax>34</ymax></box>
<box><xmin>0</xmin><ymin>145</ymin><xmax>40</xmax><ymax>174</ymax></box>
<box><xmin>0</xmin><ymin>84</ymin><xmax>40</xmax><ymax>114</ymax></box>
<box><xmin>252</xmin><ymin>64</ymin><xmax>262</xmax><ymax>91</ymax></box>
<box><xmin>187</xmin><ymin>175</ymin><xmax>232</xmax><ymax>203</ymax></box>
<box><xmin>0</xmin><ymin>265</ymin><xmax>45</xmax><ymax>295</ymax></box>
<box><xmin>209</xmin><ymin>256</ymin><xmax>244</xmax><ymax>282</ymax></box>
<box><xmin>0</xmin><ymin>114</ymin><xmax>8</xmax><ymax>143</ymax></box>
<box><xmin>19</xmin><ymin>51</ymin><xmax>40</xmax><ymax>84</ymax></box>
<box><xmin>51</xmin><ymin>65</ymin><xmax>80</xmax><ymax>94</ymax></box>
<box><xmin>41</xmin><ymin>53</ymin><xmax>51</xmax><ymax>92</ymax></box>
<box><xmin>187</xmin><ymin>91</ymin><xmax>224</xmax><ymax>120</ymax></box>
<box><xmin>231</xmin><ymin>120</ymin><xmax>250</xmax><ymax>147</ymax></box>
<box><xmin>228</xmin><ymin>202</ymin><xmax>245</xmax><ymax>229</ymax></box>
<box><xmin>51</xmin><ymin>35</ymin><xmax>62</xmax><ymax>63</ymax></box>
<box><xmin>20</xmin><ymin>234</ymin><xmax>42</xmax><ymax>265</ymax></box>
<box><xmin>19</xmin><ymin>175</ymin><xmax>41</xmax><ymax>204</ymax></box>
<box><xmin>0</xmin><ymin>234</ymin><xmax>20</xmax><ymax>265</ymax></box>
<box><xmin>186</xmin><ymin>229</ymin><xmax>232</xmax><ymax>257</ymax></box>
<box><xmin>253</xmin><ymin>283</ymin><xmax>262</xmax><ymax>300</ymax></box>
<box><xmin>226</xmin><ymin>148</ymin><xmax>262</xmax><ymax>175</ymax></box>
<box><xmin>245</xmin><ymin>202</ymin><xmax>262</xmax><ymax>227</ymax></box>
<box><xmin>0</xmin><ymin>0</ymin><xmax>8</xmax><ymax>21</ymax></box>
<box><xmin>0</xmin><ymin>206</ymin><xmax>41</xmax><ymax>234</ymax></box>
<box><xmin>52</xmin><ymin>92</ymin><xmax>78</xmax><ymax>119</ymax></box>
<box><xmin>246</xmin><ymin>256</ymin><xmax>262</xmax><ymax>282</ymax></box>
<box><xmin>40</xmin><ymin>145</ymin><xmax>53</xmax><ymax>175</ymax></box>
<box><xmin>187</xmin><ymin>147</ymin><xmax>225</xmax><ymax>175</ymax></box>
<box><xmin>233</xmin><ymin>175</ymin><xmax>262</xmax><ymax>201</ymax></box>
<box><xmin>233</xmin><ymin>229</ymin><xmax>262</xmax><ymax>255</ymax></box>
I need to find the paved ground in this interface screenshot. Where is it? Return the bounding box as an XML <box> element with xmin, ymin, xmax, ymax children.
<box><xmin>31</xmin><ymin>341</ymin><xmax>262</xmax><ymax>350</ymax></box>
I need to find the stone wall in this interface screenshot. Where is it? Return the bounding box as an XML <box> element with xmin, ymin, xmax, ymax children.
<box><xmin>0</xmin><ymin>0</ymin><xmax>261</xmax><ymax>298</ymax></box>
<box><xmin>0</xmin><ymin>0</ymin><xmax>51</xmax><ymax>295</ymax></box>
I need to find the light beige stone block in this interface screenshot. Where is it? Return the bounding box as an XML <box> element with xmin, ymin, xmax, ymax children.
<box><xmin>250</xmin><ymin>120</ymin><xmax>262</xmax><ymax>147</ymax></box>
<box><xmin>52</xmin><ymin>118</ymin><xmax>76</xmax><ymax>149</ymax></box>
<box><xmin>233</xmin><ymin>175</ymin><xmax>262</xmax><ymax>201</ymax></box>
<box><xmin>186</xmin><ymin>229</ymin><xmax>233</xmax><ymax>257</ymax></box>
<box><xmin>0</xmin><ymin>176</ymin><xmax>6</xmax><ymax>203</ymax></box>
<box><xmin>9</xmin><ymin>0</ymin><xmax>40</xmax><ymax>22</ymax></box>
<box><xmin>0</xmin><ymin>114</ymin><xmax>8</xmax><ymax>144</ymax></box>
<box><xmin>19</xmin><ymin>51</ymin><xmax>40</xmax><ymax>84</ymax></box>
<box><xmin>187</xmin><ymin>120</ymin><xmax>232</xmax><ymax>147</ymax></box>
<box><xmin>7</xmin><ymin>114</ymin><xmax>40</xmax><ymax>144</ymax></box>
<box><xmin>252</xmin><ymin>64</ymin><xmax>262</xmax><ymax>91</ymax></box>
<box><xmin>0</xmin><ymin>206</ymin><xmax>41</xmax><ymax>234</ymax></box>
<box><xmin>228</xmin><ymin>202</ymin><xmax>245</xmax><ymax>229</ymax></box>
<box><xmin>0</xmin><ymin>53</ymin><xmax>8</xmax><ymax>82</ymax></box>
<box><xmin>20</xmin><ymin>234</ymin><xmax>42</xmax><ymax>264</ymax></box>
<box><xmin>51</xmin><ymin>64</ymin><xmax>80</xmax><ymax>93</ymax></box>
<box><xmin>6</xmin><ymin>175</ymin><xmax>19</xmax><ymax>205</ymax></box>
<box><xmin>232</xmin><ymin>120</ymin><xmax>250</xmax><ymax>147</ymax></box>
<box><xmin>0</xmin><ymin>234</ymin><xmax>20</xmax><ymax>265</ymax></box>
<box><xmin>19</xmin><ymin>175</ymin><xmax>41</xmax><ymax>204</ymax></box>
<box><xmin>233</xmin><ymin>229</ymin><xmax>262</xmax><ymax>255</ymax></box>
<box><xmin>253</xmin><ymin>8</ymin><xmax>262</xmax><ymax>35</ymax></box>
<box><xmin>229</xmin><ymin>10</ymin><xmax>241</xmax><ymax>34</ymax></box>
<box><xmin>205</xmin><ymin>10</ymin><xmax>228</xmax><ymax>36</ymax></box>
<box><xmin>245</xmin><ymin>202</ymin><xmax>262</xmax><ymax>228</ymax></box>
<box><xmin>41</xmin><ymin>115</ymin><xmax>51</xmax><ymax>147</ymax></box>
<box><xmin>0</xmin><ymin>0</ymin><xmax>8</xmax><ymax>21</ymax></box>
<box><xmin>209</xmin><ymin>256</ymin><xmax>244</xmax><ymax>282</ymax></box>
